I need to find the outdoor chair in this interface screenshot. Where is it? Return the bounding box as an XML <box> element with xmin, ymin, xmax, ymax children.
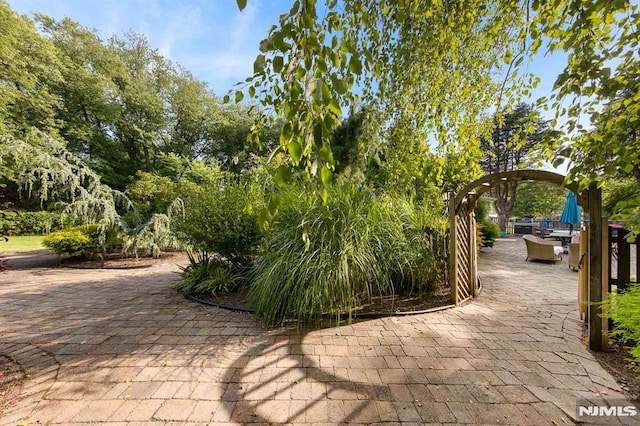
<box><xmin>522</xmin><ymin>234</ymin><xmax>563</xmax><ymax>263</ymax></box>
<box><xmin>568</xmin><ymin>241</ymin><xmax>581</xmax><ymax>270</ymax></box>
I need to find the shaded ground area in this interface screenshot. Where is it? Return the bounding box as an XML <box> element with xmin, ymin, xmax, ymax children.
<box><xmin>0</xmin><ymin>251</ymin><xmax>60</xmax><ymax>270</ymax></box>
<box><xmin>0</xmin><ymin>237</ymin><xmax>638</xmax><ymax>424</ymax></box>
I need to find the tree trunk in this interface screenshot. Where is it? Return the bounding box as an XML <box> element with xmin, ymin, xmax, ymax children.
<box><xmin>492</xmin><ymin>181</ymin><xmax>518</xmax><ymax>232</ymax></box>
<box><xmin>498</xmin><ymin>215</ymin><xmax>508</xmax><ymax>233</ymax></box>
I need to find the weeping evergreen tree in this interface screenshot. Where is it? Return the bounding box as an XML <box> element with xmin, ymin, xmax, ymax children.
<box><xmin>0</xmin><ymin>132</ymin><xmax>181</xmax><ymax>257</ymax></box>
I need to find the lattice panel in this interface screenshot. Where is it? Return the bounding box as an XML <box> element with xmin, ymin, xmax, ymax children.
<box><xmin>455</xmin><ymin>201</ymin><xmax>473</xmax><ymax>303</ymax></box>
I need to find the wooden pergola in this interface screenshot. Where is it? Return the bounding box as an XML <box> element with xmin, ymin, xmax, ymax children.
<box><xmin>448</xmin><ymin>170</ymin><xmax>606</xmax><ymax>351</ymax></box>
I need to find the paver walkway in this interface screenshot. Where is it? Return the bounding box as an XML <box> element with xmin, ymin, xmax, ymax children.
<box><xmin>1</xmin><ymin>238</ymin><xmax>638</xmax><ymax>425</ymax></box>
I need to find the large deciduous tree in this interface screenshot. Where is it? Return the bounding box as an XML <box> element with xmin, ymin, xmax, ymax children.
<box><xmin>513</xmin><ymin>182</ymin><xmax>565</xmax><ymax>220</ymax></box>
<box><xmin>0</xmin><ymin>1</ymin><xmax>61</xmax><ymax>137</ymax></box>
<box><xmin>236</xmin><ymin>0</ymin><xmax>639</xmax><ymax>231</ymax></box>
<box><xmin>479</xmin><ymin>103</ymin><xmax>549</xmax><ymax>231</ymax></box>
<box><xmin>1</xmin><ymin>4</ymin><xmax>272</xmax><ymax>191</ymax></box>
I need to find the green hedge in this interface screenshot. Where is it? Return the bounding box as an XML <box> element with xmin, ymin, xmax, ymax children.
<box><xmin>0</xmin><ymin>210</ymin><xmax>70</xmax><ymax>236</ymax></box>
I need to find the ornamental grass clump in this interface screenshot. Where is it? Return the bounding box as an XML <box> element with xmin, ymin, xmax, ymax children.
<box><xmin>175</xmin><ymin>251</ymin><xmax>243</xmax><ymax>297</ymax></box>
<box><xmin>250</xmin><ymin>183</ymin><xmax>445</xmax><ymax>326</ymax></box>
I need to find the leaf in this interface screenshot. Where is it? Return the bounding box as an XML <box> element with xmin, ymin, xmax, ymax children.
<box><xmin>267</xmin><ymin>194</ymin><xmax>280</xmax><ymax>216</ymax></box>
<box><xmin>235</xmin><ymin>91</ymin><xmax>244</xmax><ymax>103</ymax></box>
<box><xmin>319</xmin><ymin>144</ymin><xmax>333</xmax><ymax>163</ymax></box>
<box><xmin>237</xmin><ymin>0</ymin><xmax>247</xmax><ymax>10</ymax></box>
<box><xmin>313</xmin><ymin>122</ymin><xmax>323</xmax><ymax>147</ymax></box>
<box><xmin>258</xmin><ymin>208</ymin><xmax>270</xmax><ymax>232</ymax></box>
<box><xmin>274</xmin><ymin>165</ymin><xmax>292</xmax><ymax>188</ymax></box>
<box><xmin>288</xmin><ymin>140</ymin><xmax>303</xmax><ymax>164</ymax></box>
<box><xmin>321</xmin><ymin>80</ymin><xmax>332</xmax><ymax>104</ymax></box>
<box><xmin>332</xmin><ymin>75</ymin><xmax>347</xmax><ymax>94</ymax></box>
<box><xmin>273</xmin><ymin>56</ymin><xmax>284</xmax><ymax>73</ymax></box>
<box><xmin>328</xmin><ymin>98</ymin><xmax>341</xmax><ymax>116</ymax></box>
<box><xmin>348</xmin><ymin>55</ymin><xmax>362</xmax><ymax>74</ymax></box>
<box><xmin>320</xmin><ymin>166</ymin><xmax>332</xmax><ymax>187</ymax></box>
<box><xmin>254</xmin><ymin>55</ymin><xmax>266</xmax><ymax>74</ymax></box>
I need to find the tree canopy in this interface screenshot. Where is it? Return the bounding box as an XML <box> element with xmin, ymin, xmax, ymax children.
<box><xmin>236</xmin><ymin>0</ymin><xmax>639</xmax><ymax>231</ymax></box>
<box><xmin>0</xmin><ymin>1</ymin><xmax>280</xmax><ymax>191</ymax></box>
<box><xmin>479</xmin><ymin>103</ymin><xmax>549</xmax><ymax>231</ymax></box>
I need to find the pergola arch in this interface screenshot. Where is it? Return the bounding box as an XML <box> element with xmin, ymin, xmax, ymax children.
<box><xmin>452</xmin><ymin>170</ymin><xmax>587</xmax><ymax>213</ymax></box>
<box><xmin>448</xmin><ymin>169</ymin><xmax>605</xmax><ymax>350</ymax></box>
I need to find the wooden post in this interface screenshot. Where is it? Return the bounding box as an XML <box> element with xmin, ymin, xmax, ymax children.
<box><xmin>468</xmin><ymin>194</ymin><xmax>477</xmax><ymax>298</ymax></box>
<box><xmin>588</xmin><ymin>184</ymin><xmax>604</xmax><ymax>351</ymax></box>
<box><xmin>601</xmin><ymin>218</ymin><xmax>609</xmax><ymax>349</ymax></box>
<box><xmin>578</xmin><ymin>226</ymin><xmax>588</xmax><ymax>321</ymax></box>
<box><xmin>618</xmin><ymin>228</ymin><xmax>631</xmax><ymax>292</ymax></box>
<box><xmin>449</xmin><ymin>196</ymin><xmax>458</xmax><ymax>305</ymax></box>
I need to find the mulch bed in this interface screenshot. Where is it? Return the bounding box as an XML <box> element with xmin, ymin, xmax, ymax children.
<box><xmin>61</xmin><ymin>252</ymin><xmax>186</xmax><ymax>269</ymax></box>
<box><xmin>591</xmin><ymin>339</ymin><xmax>640</xmax><ymax>403</ymax></box>
<box><xmin>194</xmin><ymin>287</ymin><xmax>453</xmax><ymax>317</ymax></box>
<box><xmin>0</xmin><ymin>356</ymin><xmax>24</xmax><ymax>415</ymax></box>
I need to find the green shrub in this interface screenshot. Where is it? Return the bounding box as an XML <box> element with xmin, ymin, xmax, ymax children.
<box><xmin>602</xmin><ymin>284</ymin><xmax>640</xmax><ymax>371</ymax></box>
<box><xmin>42</xmin><ymin>224</ymin><xmax>101</xmax><ymax>258</ymax></box>
<box><xmin>479</xmin><ymin>220</ymin><xmax>499</xmax><ymax>248</ymax></box>
<box><xmin>125</xmin><ymin>172</ymin><xmax>177</xmax><ymax>219</ymax></box>
<box><xmin>175</xmin><ymin>251</ymin><xmax>242</xmax><ymax>296</ymax></box>
<box><xmin>249</xmin><ymin>184</ymin><xmax>446</xmax><ymax>326</ymax></box>
<box><xmin>175</xmin><ymin>176</ymin><xmax>262</xmax><ymax>263</ymax></box>
<box><xmin>474</xmin><ymin>197</ymin><xmax>489</xmax><ymax>222</ymax></box>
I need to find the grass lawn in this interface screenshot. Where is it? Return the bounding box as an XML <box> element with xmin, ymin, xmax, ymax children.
<box><xmin>1</xmin><ymin>235</ymin><xmax>46</xmax><ymax>253</ymax></box>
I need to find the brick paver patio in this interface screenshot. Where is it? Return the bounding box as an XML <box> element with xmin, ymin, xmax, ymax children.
<box><xmin>1</xmin><ymin>238</ymin><xmax>638</xmax><ymax>425</ymax></box>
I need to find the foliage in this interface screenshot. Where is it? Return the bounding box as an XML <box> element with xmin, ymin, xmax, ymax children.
<box><xmin>234</xmin><ymin>0</ymin><xmax>640</xmax><ymax>236</ymax></box>
<box><xmin>0</xmin><ymin>210</ymin><xmax>70</xmax><ymax>236</ymax></box>
<box><xmin>249</xmin><ymin>183</ymin><xmax>447</xmax><ymax>326</ymax></box>
<box><xmin>175</xmin><ymin>251</ymin><xmax>242</xmax><ymax>297</ymax></box>
<box><xmin>474</xmin><ymin>197</ymin><xmax>489</xmax><ymax>222</ymax></box>
<box><xmin>125</xmin><ymin>172</ymin><xmax>177</xmax><ymax>219</ymax></box>
<box><xmin>1</xmin><ymin>134</ymin><xmax>131</xmax><ymax>231</ymax></box>
<box><xmin>0</xmin><ymin>1</ymin><xmax>61</xmax><ymax>137</ymax></box>
<box><xmin>478</xmin><ymin>221</ymin><xmax>500</xmax><ymax>248</ymax></box>
<box><xmin>391</xmin><ymin>195</ymin><xmax>449</xmax><ymax>291</ymax></box>
<box><xmin>235</xmin><ymin>0</ymin><xmax>522</xmax><ymax>227</ymax></box>
<box><xmin>1</xmin><ymin>134</ymin><xmax>181</xmax><ymax>258</ymax></box>
<box><xmin>602</xmin><ymin>285</ymin><xmax>640</xmax><ymax>371</ymax></box>
<box><xmin>474</xmin><ymin>198</ymin><xmax>498</xmax><ymax>248</ymax></box>
<box><xmin>120</xmin><ymin>199</ymin><xmax>184</xmax><ymax>258</ymax></box>
<box><xmin>0</xmin><ymin>4</ymin><xmax>273</xmax><ymax>193</ymax></box>
<box><xmin>175</xmin><ymin>174</ymin><xmax>262</xmax><ymax>263</ymax></box>
<box><xmin>42</xmin><ymin>224</ymin><xmax>103</xmax><ymax>258</ymax></box>
<box><xmin>603</xmin><ymin>178</ymin><xmax>640</xmax><ymax>218</ymax></box>
<box><xmin>513</xmin><ymin>183</ymin><xmax>565</xmax><ymax>219</ymax></box>
<box><xmin>479</xmin><ymin>103</ymin><xmax>550</xmax><ymax>231</ymax></box>
<box><xmin>529</xmin><ymin>2</ymin><xmax>640</xmax><ymax>233</ymax></box>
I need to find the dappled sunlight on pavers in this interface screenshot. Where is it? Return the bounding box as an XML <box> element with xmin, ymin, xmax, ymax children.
<box><xmin>0</xmin><ymin>238</ymin><xmax>638</xmax><ymax>424</ymax></box>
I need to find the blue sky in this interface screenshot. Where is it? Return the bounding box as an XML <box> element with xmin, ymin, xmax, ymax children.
<box><xmin>10</xmin><ymin>0</ymin><xmax>567</xmax><ymax>104</ymax></box>
<box><xmin>9</xmin><ymin>0</ymin><xmax>290</xmax><ymax>96</ymax></box>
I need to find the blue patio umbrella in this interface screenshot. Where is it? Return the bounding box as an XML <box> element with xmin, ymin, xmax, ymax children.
<box><xmin>560</xmin><ymin>191</ymin><xmax>581</xmax><ymax>234</ymax></box>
